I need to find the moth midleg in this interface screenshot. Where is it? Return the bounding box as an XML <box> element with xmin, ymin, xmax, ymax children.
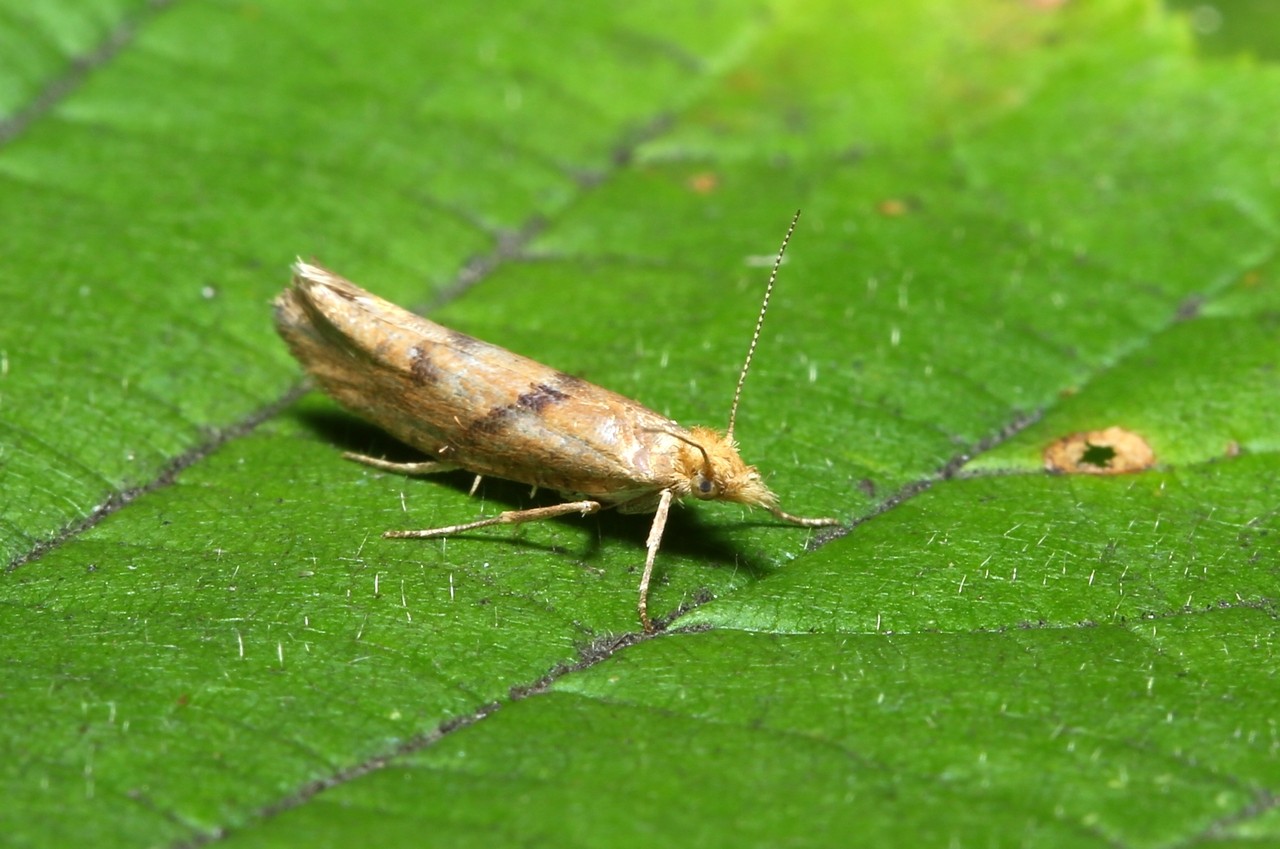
<box><xmin>637</xmin><ymin>488</ymin><xmax>675</xmax><ymax>634</ymax></box>
<box><xmin>383</xmin><ymin>500</ymin><xmax>602</xmax><ymax>540</ymax></box>
<box><xmin>343</xmin><ymin>452</ymin><xmax>461</xmax><ymax>477</ymax></box>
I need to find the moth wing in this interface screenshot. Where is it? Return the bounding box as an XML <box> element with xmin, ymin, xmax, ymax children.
<box><xmin>275</xmin><ymin>263</ymin><xmax>686</xmax><ymax>502</ymax></box>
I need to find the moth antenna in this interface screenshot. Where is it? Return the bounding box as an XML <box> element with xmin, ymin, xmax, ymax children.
<box><xmin>726</xmin><ymin>209</ymin><xmax>801</xmax><ymax>443</ymax></box>
<box><xmin>644</xmin><ymin>427</ymin><xmax>712</xmax><ymax>474</ymax></box>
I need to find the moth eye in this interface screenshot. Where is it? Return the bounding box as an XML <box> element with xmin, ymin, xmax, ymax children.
<box><xmin>693</xmin><ymin>473</ymin><xmax>718</xmax><ymax>497</ymax></box>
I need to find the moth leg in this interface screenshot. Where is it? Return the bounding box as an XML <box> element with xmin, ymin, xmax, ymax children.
<box><xmin>343</xmin><ymin>451</ymin><xmax>460</xmax><ymax>477</ymax></box>
<box><xmin>767</xmin><ymin>506</ymin><xmax>841</xmax><ymax>528</ymax></box>
<box><xmin>637</xmin><ymin>488</ymin><xmax>675</xmax><ymax>634</ymax></box>
<box><xmin>384</xmin><ymin>500</ymin><xmax>601</xmax><ymax>539</ymax></box>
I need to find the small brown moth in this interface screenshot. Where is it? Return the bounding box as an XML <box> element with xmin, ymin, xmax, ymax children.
<box><xmin>274</xmin><ymin>211</ymin><xmax>838</xmax><ymax>631</ymax></box>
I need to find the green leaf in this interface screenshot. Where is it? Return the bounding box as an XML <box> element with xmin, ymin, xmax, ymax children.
<box><xmin>2</xmin><ymin>1</ymin><xmax>1277</xmax><ymax>847</ymax></box>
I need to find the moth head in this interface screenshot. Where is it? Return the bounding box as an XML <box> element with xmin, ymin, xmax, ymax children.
<box><xmin>677</xmin><ymin>427</ymin><xmax>779</xmax><ymax>511</ymax></box>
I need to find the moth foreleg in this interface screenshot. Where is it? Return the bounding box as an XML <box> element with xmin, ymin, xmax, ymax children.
<box><xmin>767</xmin><ymin>505</ymin><xmax>841</xmax><ymax>528</ymax></box>
<box><xmin>343</xmin><ymin>452</ymin><xmax>460</xmax><ymax>477</ymax></box>
<box><xmin>637</xmin><ymin>488</ymin><xmax>675</xmax><ymax>634</ymax></box>
<box><xmin>383</xmin><ymin>500</ymin><xmax>602</xmax><ymax>540</ymax></box>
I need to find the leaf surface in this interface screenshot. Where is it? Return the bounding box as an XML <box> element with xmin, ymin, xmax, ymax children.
<box><xmin>2</xmin><ymin>1</ymin><xmax>1277</xmax><ymax>846</ymax></box>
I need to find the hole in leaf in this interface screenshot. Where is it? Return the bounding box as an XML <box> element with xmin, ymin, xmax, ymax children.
<box><xmin>1044</xmin><ymin>426</ymin><xmax>1155</xmax><ymax>475</ymax></box>
<box><xmin>1079</xmin><ymin>442</ymin><xmax>1117</xmax><ymax>468</ymax></box>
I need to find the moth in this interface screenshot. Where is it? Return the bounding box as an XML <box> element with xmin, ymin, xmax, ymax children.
<box><xmin>273</xmin><ymin>212</ymin><xmax>838</xmax><ymax>631</ymax></box>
